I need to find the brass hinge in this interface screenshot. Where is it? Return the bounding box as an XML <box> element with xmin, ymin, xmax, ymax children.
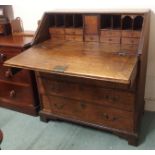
<box><xmin>53</xmin><ymin>65</ymin><xmax>68</xmax><ymax>73</ymax></box>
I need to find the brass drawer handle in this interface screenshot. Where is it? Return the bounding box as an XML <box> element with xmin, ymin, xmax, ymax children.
<box><xmin>102</xmin><ymin>113</ymin><xmax>109</xmax><ymax>120</ymax></box>
<box><xmin>112</xmin><ymin>96</ymin><xmax>119</xmax><ymax>102</ymax></box>
<box><xmin>54</xmin><ymin>103</ymin><xmax>65</xmax><ymax>110</ymax></box>
<box><xmin>5</xmin><ymin>69</ymin><xmax>13</xmax><ymax>78</ymax></box>
<box><xmin>102</xmin><ymin>113</ymin><xmax>118</xmax><ymax>121</ymax></box>
<box><xmin>0</xmin><ymin>53</ymin><xmax>7</xmax><ymax>62</ymax></box>
<box><xmin>104</xmin><ymin>95</ymin><xmax>119</xmax><ymax>102</ymax></box>
<box><xmin>10</xmin><ymin>90</ymin><xmax>16</xmax><ymax>98</ymax></box>
<box><xmin>80</xmin><ymin>102</ymin><xmax>86</xmax><ymax>109</ymax></box>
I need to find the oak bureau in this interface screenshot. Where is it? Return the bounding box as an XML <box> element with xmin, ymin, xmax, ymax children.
<box><xmin>4</xmin><ymin>10</ymin><xmax>150</xmax><ymax>145</ymax></box>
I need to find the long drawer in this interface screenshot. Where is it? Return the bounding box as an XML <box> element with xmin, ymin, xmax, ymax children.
<box><xmin>41</xmin><ymin>94</ymin><xmax>134</xmax><ymax>132</ymax></box>
<box><xmin>100</xmin><ymin>37</ymin><xmax>121</xmax><ymax>44</ymax></box>
<box><xmin>37</xmin><ymin>76</ymin><xmax>135</xmax><ymax>111</ymax></box>
<box><xmin>0</xmin><ymin>81</ymin><xmax>34</xmax><ymax>106</ymax></box>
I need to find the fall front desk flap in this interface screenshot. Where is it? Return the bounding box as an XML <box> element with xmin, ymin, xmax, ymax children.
<box><xmin>4</xmin><ymin>40</ymin><xmax>137</xmax><ymax>85</ymax></box>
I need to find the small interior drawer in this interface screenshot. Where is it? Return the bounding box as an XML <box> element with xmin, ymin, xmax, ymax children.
<box><xmin>49</xmin><ymin>28</ymin><xmax>65</xmax><ymax>35</ymax></box>
<box><xmin>51</xmin><ymin>34</ymin><xmax>65</xmax><ymax>40</ymax></box>
<box><xmin>74</xmin><ymin>35</ymin><xmax>83</xmax><ymax>41</ymax></box>
<box><xmin>61</xmin><ymin>28</ymin><xmax>83</xmax><ymax>35</ymax></box>
<box><xmin>122</xmin><ymin>30</ymin><xmax>141</xmax><ymax>38</ymax></box>
<box><xmin>65</xmin><ymin>35</ymin><xmax>83</xmax><ymax>41</ymax></box>
<box><xmin>100</xmin><ymin>30</ymin><xmax>121</xmax><ymax>37</ymax></box>
<box><xmin>65</xmin><ymin>35</ymin><xmax>75</xmax><ymax>41</ymax></box>
<box><xmin>65</xmin><ymin>28</ymin><xmax>75</xmax><ymax>35</ymax></box>
<box><xmin>121</xmin><ymin>44</ymin><xmax>138</xmax><ymax>53</ymax></box>
<box><xmin>121</xmin><ymin>37</ymin><xmax>140</xmax><ymax>45</ymax></box>
<box><xmin>85</xmin><ymin>35</ymin><xmax>99</xmax><ymax>42</ymax></box>
<box><xmin>100</xmin><ymin>37</ymin><xmax>121</xmax><ymax>44</ymax></box>
<box><xmin>75</xmin><ymin>29</ymin><xmax>83</xmax><ymax>35</ymax></box>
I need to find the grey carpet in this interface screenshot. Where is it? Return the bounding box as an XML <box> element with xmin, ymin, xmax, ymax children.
<box><xmin>0</xmin><ymin>107</ymin><xmax>155</xmax><ymax>150</ymax></box>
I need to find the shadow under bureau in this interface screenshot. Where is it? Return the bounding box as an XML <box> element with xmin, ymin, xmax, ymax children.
<box><xmin>4</xmin><ymin>10</ymin><xmax>150</xmax><ymax>145</ymax></box>
<box><xmin>0</xmin><ymin>35</ymin><xmax>39</xmax><ymax>115</ymax></box>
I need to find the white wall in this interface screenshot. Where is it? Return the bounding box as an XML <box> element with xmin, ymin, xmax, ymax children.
<box><xmin>3</xmin><ymin>0</ymin><xmax>155</xmax><ymax>111</ymax></box>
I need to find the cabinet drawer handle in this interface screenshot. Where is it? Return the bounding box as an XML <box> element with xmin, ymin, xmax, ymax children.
<box><xmin>5</xmin><ymin>69</ymin><xmax>13</xmax><ymax>78</ymax></box>
<box><xmin>0</xmin><ymin>53</ymin><xmax>7</xmax><ymax>62</ymax></box>
<box><xmin>102</xmin><ymin>113</ymin><xmax>109</xmax><ymax>120</ymax></box>
<box><xmin>54</xmin><ymin>103</ymin><xmax>65</xmax><ymax>110</ymax></box>
<box><xmin>80</xmin><ymin>102</ymin><xmax>86</xmax><ymax>109</ymax></box>
<box><xmin>104</xmin><ymin>95</ymin><xmax>119</xmax><ymax>102</ymax></box>
<box><xmin>112</xmin><ymin>96</ymin><xmax>119</xmax><ymax>102</ymax></box>
<box><xmin>101</xmin><ymin>113</ymin><xmax>118</xmax><ymax>121</ymax></box>
<box><xmin>10</xmin><ymin>90</ymin><xmax>16</xmax><ymax>98</ymax></box>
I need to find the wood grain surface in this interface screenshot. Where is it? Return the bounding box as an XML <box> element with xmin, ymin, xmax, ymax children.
<box><xmin>5</xmin><ymin>40</ymin><xmax>137</xmax><ymax>84</ymax></box>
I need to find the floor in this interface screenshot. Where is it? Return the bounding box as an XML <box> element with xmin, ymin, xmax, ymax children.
<box><xmin>0</xmin><ymin>107</ymin><xmax>155</xmax><ymax>150</ymax></box>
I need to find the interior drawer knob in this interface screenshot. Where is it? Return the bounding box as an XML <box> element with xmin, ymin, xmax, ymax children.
<box><xmin>0</xmin><ymin>53</ymin><xmax>7</xmax><ymax>62</ymax></box>
<box><xmin>10</xmin><ymin>90</ymin><xmax>16</xmax><ymax>98</ymax></box>
<box><xmin>5</xmin><ymin>69</ymin><xmax>13</xmax><ymax>78</ymax></box>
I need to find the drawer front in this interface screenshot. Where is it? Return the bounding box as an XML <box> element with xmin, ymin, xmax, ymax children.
<box><xmin>42</xmin><ymin>95</ymin><xmax>134</xmax><ymax>132</ymax></box>
<box><xmin>65</xmin><ymin>28</ymin><xmax>75</xmax><ymax>35</ymax></box>
<box><xmin>0</xmin><ymin>47</ymin><xmax>20</xmax><ymax>64</ymax></box>
<box><xmin>0</xmin><ymin>82</ymin><xmax>33</xmax><ymax>105</ymax></box>
<box><xmin>49</xmin><ymin>28</ymin><xmax>65</xmax><ymax>35</ymax></box>
<box><xmin>0</xmin><ymin>46</ymin><xmax>31</xmax><ymax>84</ymax></box>
<box><xmin>65</xmin><ymin>35</ymin><xmax>83</xmax><ymax>41</ymax></box>
<box><xmin>51</xmin><ymin>35</ymin><xmax>65</xmax><ymax>40</ymax></box>
<box><xmin>121</xmin><ymin>37</ymin><xmax>140</xmax><ymax>45</ymax></box>
<box><xmin>100</xmin><ymin>30</ymin><xmax>121</xmax><ymax>37</ymax></box>
<box><xmin>122</xmin><ymin>30</ymin><xmax>141</xmax><ymax>38</ymax></box>
<box><xmin>38</xmin><ymin>77</ymin><xmax>135</xmax><ymax>111</ymax></box>
<box><xmin>121</xmin><ymin>44</ymin><xmax>138</xmax><ymax>53</ymax></box>
<box><xmin>65</xmin><ymin>35</ymin><xmax>75</xmax><ymax>41</ymax></box>
<box><xmin>85</xmin><ymin>35</ymin><xmax>99</xmax><ymax>42</ymax></box>
<box><xmin>0</xmin><ymin>66</ymin><xmax>31</xmax><ymax>84</ymax></box>
<box><xmin>75</xmin><ymin>29</ymin><xmax>83</xmax><ymax>35</ymax></box>
<box><xmin>65</xmin><ymin>28</ymin><xmax>83</xmax><ymax>35</ymax></box>
<box><xmin>100</xmin><ymin>37</ymin><xmax>121</xmax><ymax>44</ymax></box>
<box><xmin>74</xmin><ymin>35</ymin><xmax>83</xmax><ymax>41</ymax></box>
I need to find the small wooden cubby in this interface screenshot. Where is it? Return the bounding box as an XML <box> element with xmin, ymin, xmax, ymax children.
<box><xmin>49</xmin><ymin>14</ymin><xmax>83</xmax><ymax>41</ymax></box>
<box><xmin>49</xmin><ymin>13</ymin><xmax>144</xmax><ymax>54</ymax></box>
